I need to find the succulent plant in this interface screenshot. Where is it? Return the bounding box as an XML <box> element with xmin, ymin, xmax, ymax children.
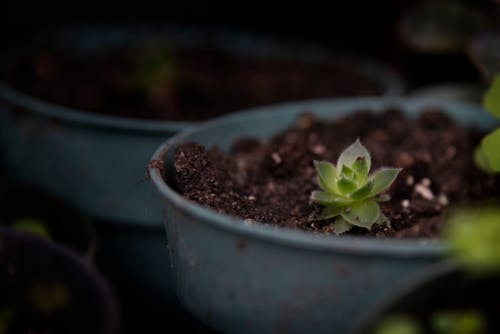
<box><xmin>311</xmin><ymin>139</ymin><xmax>401</xmax><ymax>234</ymax></box>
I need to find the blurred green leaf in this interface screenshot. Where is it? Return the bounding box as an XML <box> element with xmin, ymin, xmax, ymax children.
<box><xmin>482</xmin><ymin>74</ymin><xmax>500</xmax><ymax>119</ymax></box>
<box><xmin>444</xmin><ymin>207</ymin><xmax>500</xmax><ymax>274</ymax></box>
<box><xmin>11</xmin><ymin>218</ymin><xmax>51</xmax><ymax>240</ymax></box>
<box><xmin>480</xmin><ymin>128</ymin><xmax>500</xmax><ymax>172</ymax></box>
<box><xmin>373</xmin><ymin>315</ymin><xmax>422</xmax><ymax>334</ymax></box>
<box><xmin>432</xmin><ymin>310</ymin><xmax>486</xmax><ymax>334</ymax></box>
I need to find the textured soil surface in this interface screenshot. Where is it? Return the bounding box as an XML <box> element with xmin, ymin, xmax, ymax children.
<box><xmin>173</xmin><ymin>108</ymin><xmax>500</xmax><ymax>238</ymax></box>
<box><xmin>2</xmin><ymin>47</ymin><xmax>382</xmax><ymax>121</ymax></box>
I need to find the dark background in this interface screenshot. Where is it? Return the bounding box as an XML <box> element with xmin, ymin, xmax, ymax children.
<box><xmin>0</xmin><ymin>0</ymin><xmax>489</xmax><ymax>90</ymax></box>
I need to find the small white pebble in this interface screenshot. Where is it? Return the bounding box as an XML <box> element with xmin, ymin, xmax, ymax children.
<box><xmin>406</xmin><ymin>175</ymin><xmax>415</xmax><ymax>186</ymax></box>
<box><xmin>421</xmin><ymin>178</ymin><xmax>431</xmax><ymax>187</ymax></box>
<box><xmin>311</xmin><ymin>144</ymin><xmax>326</xmax><ymax>155</ymax></box>
<box><xmin>248</xmin><ymin>195</ymin><xmax>256</xmax><ymax>201</ymax></box>
<box><xmin>437</xmin><ymin>193</ymin><xmax>449</xmax><ymax>206</ymax></box>
<box><xmin>401</xmin><ymin>199</ymin><xmax>410</xmax><ymax>208</ymax></box>
<box><xmin>414</xmin><ymin>184</ymin><xmax>435</xmax><ymax>200</ymax></box>
<box><xmin>271</xmin><ymin>152</ymin><xmax>282</xmax><ymax>164</ymax></box>
<box><xmin>244</xmin><ymin>218</ymin><xmax>256</xmax><ymax>225</ymax></box>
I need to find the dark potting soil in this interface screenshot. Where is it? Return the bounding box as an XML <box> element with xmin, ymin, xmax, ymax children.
<box><xmin>2</xmin><ymin>47</ymin><xmax>382</xmax><ymax>121</ymax></box>
<box><xmin>173</xmin><ymin>108</ymin><xmax>500</xmax><ymax>238</ymax></box>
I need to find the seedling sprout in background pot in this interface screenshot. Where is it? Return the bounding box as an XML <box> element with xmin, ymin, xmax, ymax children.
<box><xmin>311</xmin><ymin>139</ymin><xmax>401</xmax><ymax>234</ymax></box>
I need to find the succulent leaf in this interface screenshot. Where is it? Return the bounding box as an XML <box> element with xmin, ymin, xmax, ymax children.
<box><xmin>352</xmin><ymin>156</ymin><xmax>369</xmax><ymax>182</ymax></box>
<box><xmin>480</xmin><ymin>128</ymin><xmax>500</xmax><ymax>172</ymax></box>
<box><xmin>319</xmin><ymin>205</ymin><xmax>344</xmax><ymax>220</ymax></box>
<box><xmin>483</xmin><ymin>74</ymin><xmax>500</xmax><ymax>119</ymax></box>
<box><xmin>310</xmin><ymin>191</ymin><xmax>350</xmax><ymax>206</ymax></box>
<box><xmin>337</xmin><ymin>177</ymin><xmax>357</xmax><ymax>194</ymax></box>
<box><xmin>314</xmin><ymin>160</ymin><xmax>338</xmax><ymax>193</ymax></box>
<box><xmin>350</xmin><ymin>180</ymin><xmax>374</xmax><ymax>200</ymax></box>
<box><xmin>341</xmin><ymin>200</ymin><xmax>381</xmax><ymax>229</ymax></box>
<box><xmin>369</xmin><ymin>168</ymin><xmax>402</xmax><ymax>196</ymax></box>
<box><xmin>337</xmin><ymin>138</ymin><xmax>371</xmax><ymax>172</ymax></box>
<box><xmin>474</xmin><ymin>146</ymin><xmax>494</xmax><ymax>173</ymax></box>
<box><xmin>445</xmin><ymin>207</ymin><xmax>500</xmax><ymax>274</ymax></box>
<box><xmin>341</xmin><ymin>164</ymin><xmax>354</xmax><ymax>178</ymax></box>
<box><xmin>332</xmin><ymin>219</ymin><xmax>353</xmax><ymax>234</ymax></box>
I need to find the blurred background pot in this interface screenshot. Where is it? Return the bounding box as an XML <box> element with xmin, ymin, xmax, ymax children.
<box><xmin>351</xmin><ymin>262</ymin><xmax>500</xmax><ymax>334</ymax></box>
<box><xmin>0</xmin><ymin>24</ymin><xmax>403</xmax><ymax>315</ymax></box>
<box><xmin>0</xmin><ymin>182</ymin><xmax>96</xmax><ymax>262</ymax></box>
<box><xmin>149</xmin><ymin>97</ymin><xmax>493</xmax><ymax>334</ymax></box>
<box><xmin>0</xmin><ymin>227</ymin><xmax>118</xmax><ymax>334</ymax></box>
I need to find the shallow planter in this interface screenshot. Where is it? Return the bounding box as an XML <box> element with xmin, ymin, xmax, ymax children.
<box><xmin>0</xmin><ymin>24</ymin><xmax>403</xmax><ymax>225</ymax></box>
<box><xmin>351</xmin><ymin>262</ymin><xmax>500</xmax><ymax>334</ymax></box>
<box><xmin>149</xmin><ymin>97</ymin><xmax>493</xmax><ymax>334</ymax></box>
<box><xmin>0</xmin><ymin>25</ymin><xmax>403</xmax><ymax>304</ymax></box>
<box><xmin>0</xmin><ymin>227</ymin><xmax>118</xmax><ymax>334</ymax></box>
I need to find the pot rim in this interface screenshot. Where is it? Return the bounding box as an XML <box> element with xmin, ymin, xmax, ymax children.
<box><xmin>145</xmin><ymin>96</ymin><xmax>489</xmax><ymax>257</ymax></box>
<box><xmin>0</xmin><ymin>82</ymin><xmax>191</xmax><ymax>134</ymax></box>
<box><xmin>0</xmin><ymin>23</ymin><xmax>403</xmax><ymax>134</ymax></box>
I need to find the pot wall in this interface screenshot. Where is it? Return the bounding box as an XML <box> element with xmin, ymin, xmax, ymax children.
<box><xmin>165</xmin><ymin>202</ymin><xmax>435</xmax><ymax>333</ymax></box>
<box><xmin>0</xmin><ymin>98</ymin><xmax>177</xmax><ymax>225</ymax></box>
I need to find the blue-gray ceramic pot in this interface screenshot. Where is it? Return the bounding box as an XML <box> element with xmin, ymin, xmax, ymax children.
<box><xmin>0</xmin><ymin>26</ymin><xmax>403</xmax><ymax>302</ymax></box>
<box><xmin>149</xmin><ymin>97</ymin><xmax>493</xmax><ymax>334</ymax></box>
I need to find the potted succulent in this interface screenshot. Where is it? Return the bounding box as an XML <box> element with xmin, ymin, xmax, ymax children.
<box><xmin>0</xmin><ymin>227</ymin><xmax>119</xmax><ymax>334</ymax></box>
<box><xmin>0</xmin><ymin>24</ymin><xmax>403</xmax><ymax>304</ymax></box>
<box><xmin>149</xmin><ymin>86</ymin><xmax>499</xmax><ymax>333</ymax></box>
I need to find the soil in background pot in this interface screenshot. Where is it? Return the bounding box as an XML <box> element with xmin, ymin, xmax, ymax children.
<box><xmin>173</xmin><ymin>108</ymin><xmax>500</xmax><ymax>238</ymax></box>
<box><xmin>2</xmin><ymin>46</ymin><xmax>383</xmax><ymax>121</ymax></box>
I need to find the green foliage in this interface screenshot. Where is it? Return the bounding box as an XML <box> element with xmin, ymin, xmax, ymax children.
<box><xmin>483</xmin><ymin>74</ymin><xmax>500</xmax><ymax>118</ymax></box>
<box><xmin>11</xmin><ymin>218</ymin><xmax>51</xmax><ymax>240</ymax></box>
<box><xmin>373</xmin><ymin>310</ymin><xmax>486</xmax><ymax>334</ymax></box>
<box><xmin>311</xmin><ymin>139</ymin><xmax>401</xmax><ymax>234</ymax></box>
<box><xmin>476</xmin><ymin>73</ymin><xmax>500</xmax><ymax>173</ymax></box>
<box><xmin>432</xmin><ymin>310</ymin><xmax>486</xmax><ymax>334</ymax></box>
<box><xmin>373</xmin><ymin>315</ymin><xmax>422</xmax><ymax>334</ymax></box>
<box><xmin>444</xmin><ymin>206</ymin><xmax>500</xmax><ymax>274</ymax></box>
